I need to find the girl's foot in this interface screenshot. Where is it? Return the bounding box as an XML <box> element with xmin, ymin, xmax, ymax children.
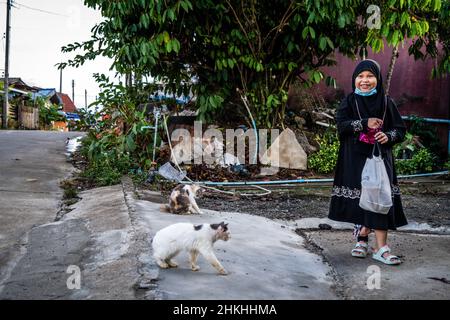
<box><xmin>372</xmin><ymin>245</ymin><xmax>402</xmax><ymax>265</ymax></box>
<box><xmin>351</xmin><ymin>234</ymin><xmax>369</xmax><ymax>258</ymax></box>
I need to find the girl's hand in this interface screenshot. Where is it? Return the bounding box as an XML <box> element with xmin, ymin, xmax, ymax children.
<box><xmin>368</xmin><ymin>118</ymin><xmax>383</xmax><ymax>129</ymax></box>
<box><xmin>374</xmin><ymin>131</ymin><xmax>389</xmax><ymax>144</ymax></box>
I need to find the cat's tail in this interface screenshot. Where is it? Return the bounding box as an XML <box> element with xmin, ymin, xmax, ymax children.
<box><xmin>160</xmin><ymin>204</ymin><xmax>171</xmax><ymax>213</ymax></box>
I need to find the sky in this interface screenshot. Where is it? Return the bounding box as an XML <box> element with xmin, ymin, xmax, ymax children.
<box><xmin>0</xmin><ymin>0</ymin><xmax>116</xmax><ymax>109</ymax></box>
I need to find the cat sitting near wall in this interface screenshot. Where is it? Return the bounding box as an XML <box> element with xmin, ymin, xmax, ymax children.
<box><xmin>160</xmin><ymin>184</ymin><xmax>203</xmax><ymax>215</ymax></box>
<box><xmin>152</xmin><ymin>222</ymin><xmax>230</xmax><ymax>275</ymax></box>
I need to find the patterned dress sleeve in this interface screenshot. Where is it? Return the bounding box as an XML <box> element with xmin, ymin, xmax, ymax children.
<box><xmin>384</xmin><ymin>97</ymin><xmax>406</xmax><ymax>147</ymax></box>
<box><xmin>336</xmin><ymin>97</ymin><xmax>369</xmax><ymax>138</ymax></box>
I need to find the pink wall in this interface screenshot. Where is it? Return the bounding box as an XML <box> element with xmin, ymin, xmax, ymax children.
<box><xmin>318</xmin><ymin>43</ymin><xmax>450</xmax><ymax>155</ymax></box>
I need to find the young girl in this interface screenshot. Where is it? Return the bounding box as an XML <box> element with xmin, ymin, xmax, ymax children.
<box><xmin>328</xmin><ymin>59</ymin><xmax>408</xmax><ymax>265</ymax></box>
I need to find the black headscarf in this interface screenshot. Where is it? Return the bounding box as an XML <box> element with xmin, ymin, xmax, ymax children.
<box><xmin>351</xmin><ymin>59</ymin><xmax>386</xmax><ymax>120</ymax></box>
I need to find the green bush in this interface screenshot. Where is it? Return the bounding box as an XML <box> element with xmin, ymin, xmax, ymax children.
<box><xmin>308</xmin><ymin>130</ymin><xmax>340</xmax><ymax>174</ymax></box>
<box><xmin>408</xmin><ymin>115</ymin><xmax>441</xmax><ymax>156</ymax></box>
<box><xmin>395</xmin><ymin>148</ymin><xmax>435</xmax><ymax>175</ymax></box>
<box><xmin>444</xmin><ymin>160</ymin><xmax>450</xmax><ymax>171</ymax></box>
<box><xmin>81</xmin><ymin>151</ymin><xmax>133</xmax><ymax>186</ymax></box>
<box><xmin>37</xmin><ymin>98</ymin><xmax>65</xmax><ymax>127</ymax></box>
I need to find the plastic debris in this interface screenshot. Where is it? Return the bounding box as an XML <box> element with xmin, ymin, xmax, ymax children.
<box><xmin>158</xmin><ymin>162</ymin><xmax>187</xmax><ymax>182</ymax></box>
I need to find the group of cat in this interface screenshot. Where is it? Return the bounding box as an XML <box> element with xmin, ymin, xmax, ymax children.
<box><xmin>152</xmin><ymin>184</ymin><xmax>231</xmax><ymax>275</ymax></box>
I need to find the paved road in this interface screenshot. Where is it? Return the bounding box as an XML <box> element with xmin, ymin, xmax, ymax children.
<box><xmin>0</xmin><ymin>130</ymin><xmax>83</xmax><ymax>292</ymax></box>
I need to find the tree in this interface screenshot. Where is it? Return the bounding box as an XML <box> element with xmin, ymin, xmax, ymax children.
<box><xmin>365</xmin><ymin>0</ymin><xmax>450</xmax><ymax>95</ymax></box>
<box><xmin>59</xmin><ymin>1</ymin><xmax>449</xmax><ymax>128</ymax></box>
<box><xmin>58</xmin><ymin>0</ymin><xmax>370</xmax><ymax>128</ymax></box>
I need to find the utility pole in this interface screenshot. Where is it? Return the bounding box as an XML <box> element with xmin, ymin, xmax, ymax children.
<box><xmin>72</xmin><ymin>79</ymin><xmax>75</xmax><ymax>104</ymax></box>
<box><xmin>84</xmin><ymin>89</ymin><xmax>87</xmax><ymax>110</ymax></box>
<box><xmin>2</xmin><ymin>0</ymin><xmax>12</xmax><ymax>129</ymax></box>
<box><xmin>59</xmin><ymin>69</ymin><xmax>62</xmax><ymax>93</ymax></box>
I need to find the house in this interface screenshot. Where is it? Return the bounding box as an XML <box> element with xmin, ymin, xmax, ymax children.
<box><xmin>1</xmin><ymin>77</ymin><xmax>78</xmax><ymax>130</ymax></box>
<box><xmin>55</xmin><ymin>92</ymin><xmax>77</xmax><ymax>113</ymax></box>
<box><xmin>1</xmin><ymin>77</ymin><xmax>39</xmax><ymax>93</ymax></box>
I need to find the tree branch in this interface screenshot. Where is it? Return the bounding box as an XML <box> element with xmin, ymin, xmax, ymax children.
<box><xmin>225</xmin><ymin>0</ymin><xmax>257</xmax><ymax>58</ymax></box>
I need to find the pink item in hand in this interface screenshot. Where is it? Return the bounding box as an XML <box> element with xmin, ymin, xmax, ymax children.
<box><xmin>359</xmin><ymin>127</ymin><xmax>381</xmax><ymax>144</ymax></box>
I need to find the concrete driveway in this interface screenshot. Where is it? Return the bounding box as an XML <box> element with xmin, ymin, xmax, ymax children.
<box><xmin>0</xmin><ymin>130</ymin><xmax>83</xmax><ymax>292</ymax></box>
<box><xmin>134</xmin><ymin>196</ymin><xmax>338</xmax><ymax>300</ymax></box>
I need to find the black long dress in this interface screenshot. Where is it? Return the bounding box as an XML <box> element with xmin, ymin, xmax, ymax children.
<box><xmin>328</xmin><ymin>93</ymin><xmax>408</xmax><ymax>230</ymax></box>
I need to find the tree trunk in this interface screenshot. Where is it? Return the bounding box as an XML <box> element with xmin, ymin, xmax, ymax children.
<box><xmin>385</xmin><ymin>45</ymin><xmax>399</xmax><ymax>96</ymax></box>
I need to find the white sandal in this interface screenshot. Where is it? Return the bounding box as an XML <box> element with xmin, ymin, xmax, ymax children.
<box><xmin>351</xmin><ymin>242</ymin><xmax>369</xmax><ymax>258</ymax></box>
<box><xmin>372</xmin><ymin>245</ymin><xmax>402</xmax><ymax>265</ymax></box>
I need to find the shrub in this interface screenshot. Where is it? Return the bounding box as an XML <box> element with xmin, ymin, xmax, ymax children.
<box><xmin>444</xmin><ymin>160</ymin><xmax>450</xmax><ymax>171</ymax></box>
<box><xmin>308</xmin><ymin>130</ymin><xmax>340</xmax><ymax>174</ymax></box>
<box><xmin>407</xmin><ymin>115</ymin><xmax>442</xmax><ymax>157</ymax></box>
<box><xmin>395</xmin><ymin>147</ymin><xmax>436</xmax><ymax>175</ymax></box>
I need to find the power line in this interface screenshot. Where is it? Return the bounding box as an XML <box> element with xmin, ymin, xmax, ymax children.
<box><xmin>13</xmin><ymin>1</ymin><xmax>69</xmax><ymax>17</ymax></box>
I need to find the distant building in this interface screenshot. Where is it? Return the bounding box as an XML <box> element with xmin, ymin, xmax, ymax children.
<box><xmin>55</xmin><ymin>92</ymin><xmax>77</xmax><ymax>113</ymax></box>
<box><xmin>1</xmin><ymin>77</ymin><xmax>78</xmax><ymax>129</ymax></box>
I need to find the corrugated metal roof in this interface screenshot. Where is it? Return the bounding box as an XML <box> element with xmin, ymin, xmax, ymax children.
<box><xmin>56</xmin><ymin>92</ymin><xmax>76</xmax><ymax>113</ymax></box>
<box><xmin>31</xmin><ymin>88</ymin><xmax>57</xmax><ymax>100</ymax></box>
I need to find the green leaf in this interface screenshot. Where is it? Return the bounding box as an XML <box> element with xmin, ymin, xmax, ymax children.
<box><xmin>338</xmin><ymin>15</ymin><xmax>346</xmax><ymax>28</ymax></box>
<box><xmin>313</xmin><ymin>71</ymin><xmax>321</xmax><ymax>83</ymax></box>
<box><xmin>433</xmin><ymin>0</ymin><xmax>442</xmax><ymax>11</ymax></box>
<box><xmin>166</xmin><ymin>40</ymin><xmax>173</xmax><ymax>53</ymax></box>
<box><xmin>126</xmin><ymin>135</ymin><xmax>136</xmax><ymax>152</ymax></box>
<box><xmin>400</xmin><ymin>12</ymin><xmax>408</xmax><ymax>27</ymax></box>
<box><xmin>319</xmin><ymin>37</ymin><xmax>326</xmax><ymax>50</ymax></box>
<box><xmin>302</xmin><ymin>27</ymin><xmax>309</xmax><ymax>39</ymax></box>
<box><xmin>167</xmin><ymin>9</ymin><xmax>175</xmax><ymax>21</ymax></box>
<box><xmin>172</xmin><ymin>38</ymin><xmax>180</xmax><ymax>53</ymax></box>
<box><xmin>415</xmin><ymin>22</ymin><xmax>423</xmax><ymax>35</ymax></box>
<box><xmin>209</xmin><ymin>96</ymin><xmax>217</xmax><ymax>108</ymax></box>
<box><xmin>325</xmin><ymin>76</ymin><xmax>337</xmax><ymax>89</ymax></box>
<box><xmin>381</xmin><ymin>24</ymin><xmax>389</xmax><ymax>37</ymax></box>
<box><xmin>163</xmin><ymin>31</ymin><xmax>170</xmax><ymax>43</ymax></box>
<box><xmin>180</xmin><ymin>1</ymin><xmax>189</xmax><ymax>12</ymax></box>
<box><xmin>392</xmin><ymin>30</ymin><xmax>400</xmax><ymax>45</ymax></box>
<box><xmin>325</xmin><ymin>37</ymin><xmax>334</xmax><ymax>49</ymax></box>
<box><xmin>287</xmin><ymin>41</ymin><xmax>295</xmax><ymax>53</ymax></box>
<box><xmin>266</xmin><ymin>94</ymin><xmax>274</xmax><ymax>107</ymax></box>
<box><xmin>288</xmin><ymin>62</ymin><xmax>297</xmax><ymax>72</ymax></box>
<box><xmin>309</xmin><ymin>27</ymin><xmax>316</xmax><ymax>39</ymax></box>
<box><xmin>307</xmin><ymin>12</ymin><xmax>315</xmax><ymax>24</ymax></box>
<box><xmin>390</xmin><ymin>12</ymin><xmax>397</xmax><ymax>25</ymax></box>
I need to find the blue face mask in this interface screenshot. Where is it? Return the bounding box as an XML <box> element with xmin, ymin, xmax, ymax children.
<box><xmin>355</xmin><ymin>87</ymin><xmax>377</xmax><ymax>96</ymax></box>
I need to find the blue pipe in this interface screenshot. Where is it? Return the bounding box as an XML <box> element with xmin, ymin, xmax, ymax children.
<box><xmin>185</xmin><ymin>170</ymin><xmax>448</xmax><ymax>187</ymax></box>
<box><xmin>401</xmin><ymin>116</ymin><xmax>450</xmax><ymax>155</ymax></box>
<box><xmin>199</xmin><ymin>178</ymin><xmax>335</xmax><ymax>186</ymax></box>
<box><xmin>397</xmin><ymin>170</ymin><xmax>449</xmax><ymax>179</ymax></box>
<box><xmin>401</xmin><ymin>116</ymin><xmax>450</xmax><ymax>124</ymax></box>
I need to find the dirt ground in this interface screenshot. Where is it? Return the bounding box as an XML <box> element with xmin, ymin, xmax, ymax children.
<box><xmin>70</xmin><ymin>148</ymin><xmax>449</xmax><ymax>228</ymax></box>
<box><xmin>196</xmin><ymin>181</ymin><xmax>450</xmax><ymax>227</ymax></box>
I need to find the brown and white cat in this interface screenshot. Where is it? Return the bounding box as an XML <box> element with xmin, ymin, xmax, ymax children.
<box><xmin>152</xmin><ymin>221</ymin><xmax>230</xmax><ymax>275</ymax></box>
<box><xmin>160</xmin><ymin>184</ymin><xmax>203</xmax><ymax>214</ymax></box>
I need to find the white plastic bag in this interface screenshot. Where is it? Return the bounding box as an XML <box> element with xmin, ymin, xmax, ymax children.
<box><xmin>359</xmin><ymin>143</ymin><xmax>393</xmax><ymax>214</ymax></box>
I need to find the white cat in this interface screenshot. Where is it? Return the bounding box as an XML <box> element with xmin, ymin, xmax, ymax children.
<box><xmin>160</xmin><ymin>184</ymin><xmax>203</xmax><ymax>214</ymax></box>
<box><xmin>152</xmin><ymin>221</ymin><xmax>230</xmax><ymax>275</ymax></box>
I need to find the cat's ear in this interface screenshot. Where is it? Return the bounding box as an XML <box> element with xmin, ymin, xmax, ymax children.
<box><xmin>219</xmin><ymin>222</ymin><xmax>228</xmax><ymax>231</ymax></box>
